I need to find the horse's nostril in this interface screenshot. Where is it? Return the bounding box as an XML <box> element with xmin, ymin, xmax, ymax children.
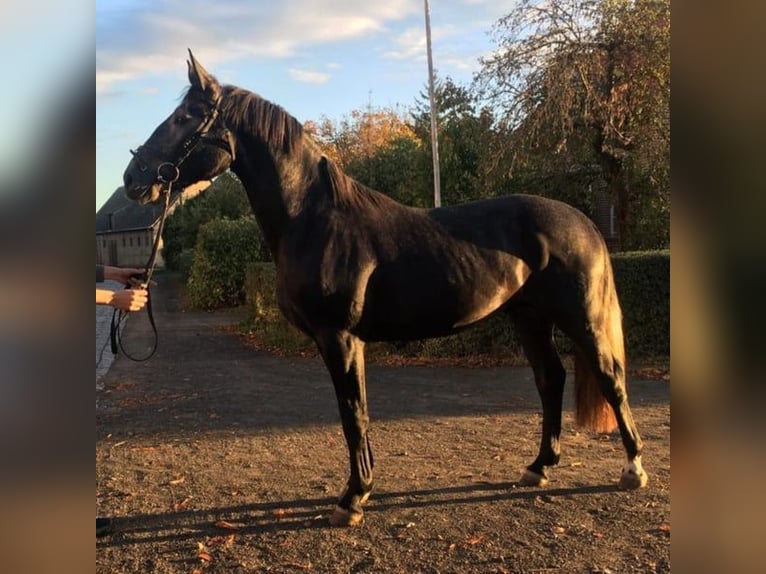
<box><xmin>124</xmin><ymin>173</ymin><xmax>133</xmax><ymax>189</ymax></box>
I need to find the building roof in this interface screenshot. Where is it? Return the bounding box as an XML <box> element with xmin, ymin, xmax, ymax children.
<box><xmin>96</xmin><ymin>181</ymin><xmax>210</xmax><ymax>234</ymax></box>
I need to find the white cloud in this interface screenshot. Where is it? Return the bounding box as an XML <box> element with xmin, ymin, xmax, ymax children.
<box><xmin>383</xmin><ymin>27</ymin><xmax>426</xmax><ymax>61</ymax></box>
<box><xmin>288</xmin><ymin>68</ymin><xmax>331</xmax><ymax>85</ymax></box>
<box><xmin>96</xmin><ymin>0</ymin><xmax>416</xmax><ymax>94</ymax></box>
<box><xmin>383</xmin><ymin>24</ymin><xmax>460</xmax><ymax>61</ymax></box>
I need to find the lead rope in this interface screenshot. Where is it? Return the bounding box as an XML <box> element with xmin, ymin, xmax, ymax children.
<box><xmin>110</xmin><ymin>164</ymin><xmax>178</xmax><ymax>361</ymax></box>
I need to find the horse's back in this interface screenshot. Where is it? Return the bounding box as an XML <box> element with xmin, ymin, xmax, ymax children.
<box><xmin>428</xmin><ymin>193</ymin><xmax>607</xmax><ymax>273</ymax></box>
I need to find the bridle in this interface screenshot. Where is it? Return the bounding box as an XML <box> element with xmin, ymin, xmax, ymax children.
<box><xmin>128</xmin><ymin>92</ymin><xmax>235</xmax><ymax>182</ymax></box>
<box><xmin>112</xmin><ymin>92</ymin><xmax>235</xmax><ymax>361</ymax></box>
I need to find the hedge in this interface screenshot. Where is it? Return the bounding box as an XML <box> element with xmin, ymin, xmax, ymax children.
<box><xmin>186</xmin><ymin>217</ymin><xmax>268</xmax><ymax>309</ymax></box>
<box><xmin>611</xmin><ymin>250</ymin><xmax>670</xmax><ymax>356</ymax></box>
<box><xmin>241</xmin><ymin>250</ymin><xmax>669</xmax><ymax>359</ymax></box>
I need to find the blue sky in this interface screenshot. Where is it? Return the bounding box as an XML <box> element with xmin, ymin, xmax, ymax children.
<box><xmin>96</xmin><ymin>0</ymin><xmax>517</xmax><ymax>211</ymax></box>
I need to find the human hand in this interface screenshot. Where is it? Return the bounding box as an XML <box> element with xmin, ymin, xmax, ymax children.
<box><xmin>104</xmin><ymin>266</ymin><xmax>146</xmax><ymax>287</ymax></box>
<box><xmin>108</xmin><ymin>288</ymin><xmax>149</xmax><ymax>312</ymax></box>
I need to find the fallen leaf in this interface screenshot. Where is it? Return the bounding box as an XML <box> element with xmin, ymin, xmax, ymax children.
<box><xmin>459</xmin><ymin>534</ymin><xmax>486</xmax><ymax>548</ymax></box>
<box><xmin>168</xmin><ymin>476</ymin><xmax>185</xmax><ymax>486</ymax></box>
<box><xmin>173</xmin><ymin>496</ymin><xmax>193</xmax><ymax>511</ymax></box>
<box><xmin>214</xmin><ymin>520</ymin><xmax>241</xmax><ymax>530</ymax></box>
<box><xmin>198</xmin><ymin>551</ymin><xmax>213</xmax><ymax>562</ymax></box>
<box><xmin>272</xmin><ymin>508</ymin><xmax>292</xmax><ymax>517</ymax></box>
<box><xmin>553</xmin><ymin>526</ymin><xmax>566</xmax><ymax>534</ymax></box>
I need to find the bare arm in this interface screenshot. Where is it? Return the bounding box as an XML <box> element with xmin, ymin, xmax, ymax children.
<box><xmin>96</xmin><ymin>287</ymin><xmax>148</xmax><ymax>312</ymax></box>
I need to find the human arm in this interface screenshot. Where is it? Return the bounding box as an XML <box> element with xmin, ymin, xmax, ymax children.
<box><xmin>96</xmin><ymin>287</ymin><xmax>148</xmax><ymax>312</ymax></box>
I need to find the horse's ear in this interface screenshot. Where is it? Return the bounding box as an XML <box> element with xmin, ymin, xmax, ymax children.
<box><xmin>187</xmin><ymin>49</ymin><xmax>216</xmax><ymax>92</ymax></box>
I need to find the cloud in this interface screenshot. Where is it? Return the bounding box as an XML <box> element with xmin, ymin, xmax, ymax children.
<box><xmin>288</xmin><ymin>68</ymin><xmax>331</xmax><ymax>85</ymax></box>
<box><xmin>96</xmin><ymin>0</ymin><xmax>416</xmax><ymax>94</ymax></box>
<box><xmin>383</xmin><ymin>24</ymin><xmax>459</xmax><ymax>61</ymax></box>
<box><xmin>383</xmin><ymin>27</ymin><xmax>426</xmax><ymax>61</ymax></box>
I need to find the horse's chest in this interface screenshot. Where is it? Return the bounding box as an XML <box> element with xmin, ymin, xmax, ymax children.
<box><xmin>275</xmin><ymin>261</ymin><xmax>371</xmax><ymax>332</ymax></box>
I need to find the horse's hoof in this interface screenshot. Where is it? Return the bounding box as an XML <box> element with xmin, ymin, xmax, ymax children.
<box><xmin>519</xmin><ymin>469</ymin><xmax>548</xmax><ymax>487</ymax></box>
<box><xmin>619</xmin><ymin>458</ymin><xmax>648</xmax><ymax>489</ymax></box>
<box><xmin>619</xmin><ymin>468</ymin><xmax>648</xmax><ymax>489</ymax></box>
<box><xmin>329</xmin><ymin>505</ymin><xmax>364</xmax><ymax>527</ymax></box>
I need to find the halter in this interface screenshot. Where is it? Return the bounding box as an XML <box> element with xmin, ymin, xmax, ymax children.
<box><xmin>113</xmin><ymin>94</ymin><xmax>234</xmax><ymax>361</ymax></box>
<box><xmin>129</xmin><ymin>92</ymin><xmax>235</xmax><ymax>178</ymax></box>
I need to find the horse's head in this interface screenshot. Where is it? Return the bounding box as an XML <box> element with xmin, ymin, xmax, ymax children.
<box><xmin>123</xmin><ymin>50</ymin><xmax>235</xmax><ymax>205</ymax></box>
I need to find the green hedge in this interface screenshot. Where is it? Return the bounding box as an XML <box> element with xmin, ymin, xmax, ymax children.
<box><xmin>242</xmin><ymin>251</ymin><xmax>669</xmax><ymax>359</ymax></box>
<box><xmin>186</xmin><ymin>217</ymin><xmax>267</xmax><ymax>309</ymax></box>
<box><xmin>611</xmin><ymin>250</ymin><xmax>670</xmax><ymax>356</ymax></box>
<box><xmin>243</xmin><ymin>264</ymin><xmax>313</xmax><ymax>352</ymax></box>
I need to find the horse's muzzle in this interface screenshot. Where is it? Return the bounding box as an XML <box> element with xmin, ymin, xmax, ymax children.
<box><xmin>123</xmin><ymin>182</ymin><xmax>160</xmax><ymax>205</ymax></box>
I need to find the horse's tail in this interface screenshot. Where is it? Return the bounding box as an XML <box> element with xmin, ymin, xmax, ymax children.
<box><xmin>573</xmin><ymin>250</ymin><xmax>622</xmax><ymax>434</ymax></box>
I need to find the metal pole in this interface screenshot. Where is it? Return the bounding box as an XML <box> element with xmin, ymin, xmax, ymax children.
<box><xmin>424</xmin><ymin>0</ymin><xmax>441</xmax><ymax>207</ymax></box>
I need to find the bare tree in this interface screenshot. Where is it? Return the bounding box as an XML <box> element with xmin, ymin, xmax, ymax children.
<box><xmin>477</xmin><ymin>0</ymin><xmax>669</xmax><ymax>249</ymax></box>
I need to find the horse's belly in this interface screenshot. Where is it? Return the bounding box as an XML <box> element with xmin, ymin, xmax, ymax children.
<box><xmin>355</xmin><ymin>283</ymin><xmax>514</xmax><ymax>342</ymax></box>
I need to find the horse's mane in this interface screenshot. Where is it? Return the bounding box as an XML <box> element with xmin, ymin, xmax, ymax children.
<box><xmin>219</xmin><ymin>86</ymin><xmax>304</xmax><ymax>156</ymax></box>
<box><xmin>320</xmin><ymin>156</ymin><xmax>395</xmax><ymax>211</ymax></box>
<box><xmin>216</xmin><ymin>84</ymin><xmax>396</xmax><ymax>212</ymax></box>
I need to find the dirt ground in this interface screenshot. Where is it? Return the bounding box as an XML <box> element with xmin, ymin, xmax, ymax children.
<box><xmin>96</xmin><ymin>274</ymin><xmax>670</xmax><ymax>573</ymax></box>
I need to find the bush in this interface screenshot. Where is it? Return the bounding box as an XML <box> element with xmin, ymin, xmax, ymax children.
<box><xmin>243</xmin><ymin>263</ymin><xmax>313</xmax><ymax>352</ymax></box>
<box><xmin>612</xmin><ymin>250</ymin><xmax>670</xmax><ymax>356</ymax></box>
<box><xmin>187</xmin><ymin>217</ymin><xmax>266</xmax><ymax>309</ymax></box>
<box><xmin>176</xmin><ymin>248</ymin><xmax>195</xmax><ymax>281</ymax></box>
<box><xmin>162</xmin><ymin>172</ymin><xmax>253</xmax><ymax>271</ymax></box>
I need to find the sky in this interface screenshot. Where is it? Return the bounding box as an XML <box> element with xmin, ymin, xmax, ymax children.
<box><xmin>96</xmin><ymin>0</ymin><xmax>518</xmax><ymax>211</ymax></box>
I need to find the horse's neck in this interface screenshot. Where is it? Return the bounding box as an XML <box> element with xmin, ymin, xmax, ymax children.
<box><xmin>230</xmin><ymin>135</ymin><xmax>322</xmax><ymax>257</ymax></box>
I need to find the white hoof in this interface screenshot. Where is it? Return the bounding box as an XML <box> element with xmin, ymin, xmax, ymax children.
<box><xmin>519</xmin><ymin>469</ymin><xmax>548</xmax><ymax>487</ymax></box>
<box><xmin>619</xmin><ymin>457</ymin><xmax>648</xmax><ymax>489</ymax></box>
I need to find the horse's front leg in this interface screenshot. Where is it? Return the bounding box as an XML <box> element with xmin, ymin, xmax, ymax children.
<box><xmin>315</xmin><ymin>330</ymin><xmax>374</xmax><ymax>526</ymax></box>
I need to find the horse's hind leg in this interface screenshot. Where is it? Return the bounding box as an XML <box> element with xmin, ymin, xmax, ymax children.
<box><xmin>512</xmin><ymin>313</ymin><xmax>566</xmax><ymax>487</ymax></box>
<box><xmin>565</xmin><ymin>323</ymin><xmax>648</xmax><ymax>490</ymax></box>
<box><xmin>315</xmin><ymin>330</ymin><xmax>374</xmax><ymax>526</ymax></box>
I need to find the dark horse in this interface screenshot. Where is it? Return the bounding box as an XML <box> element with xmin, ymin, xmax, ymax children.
<box><xmin>123</xmin><ymin>51</ymin><xmax>647</xmax><ymax>526</ymax></box>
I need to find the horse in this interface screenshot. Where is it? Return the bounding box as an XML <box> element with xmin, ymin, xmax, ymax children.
<box><xmin>122</xmin><ymin>50</ymin><xmax>648</xmax><ymax>527</ymax></box>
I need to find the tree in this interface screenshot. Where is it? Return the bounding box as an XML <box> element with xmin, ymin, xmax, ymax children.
<box><xmin>412</xmin><ymin>76</ymin><xmax>510</xmax><ymax>206</ymax></box>
<box><xmin>477</xmin><ymin>0</ymin><xmax>670</xmax><ymax>249</ymax></box>
<box><xmin>305</xmin><ymin>105</ymin><xmax>418</xmax><ymax>170</ymax></box>
<box><xmin>305</xmin><ymin>105</ymin><xmax>430</xmax><ymax>205</ymax></box>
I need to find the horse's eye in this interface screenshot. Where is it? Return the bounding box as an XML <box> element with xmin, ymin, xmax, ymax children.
<box><xmin>175</xmin><ymin>113</ymin><xmax>194</xmax><ymax>125</ymax></box>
